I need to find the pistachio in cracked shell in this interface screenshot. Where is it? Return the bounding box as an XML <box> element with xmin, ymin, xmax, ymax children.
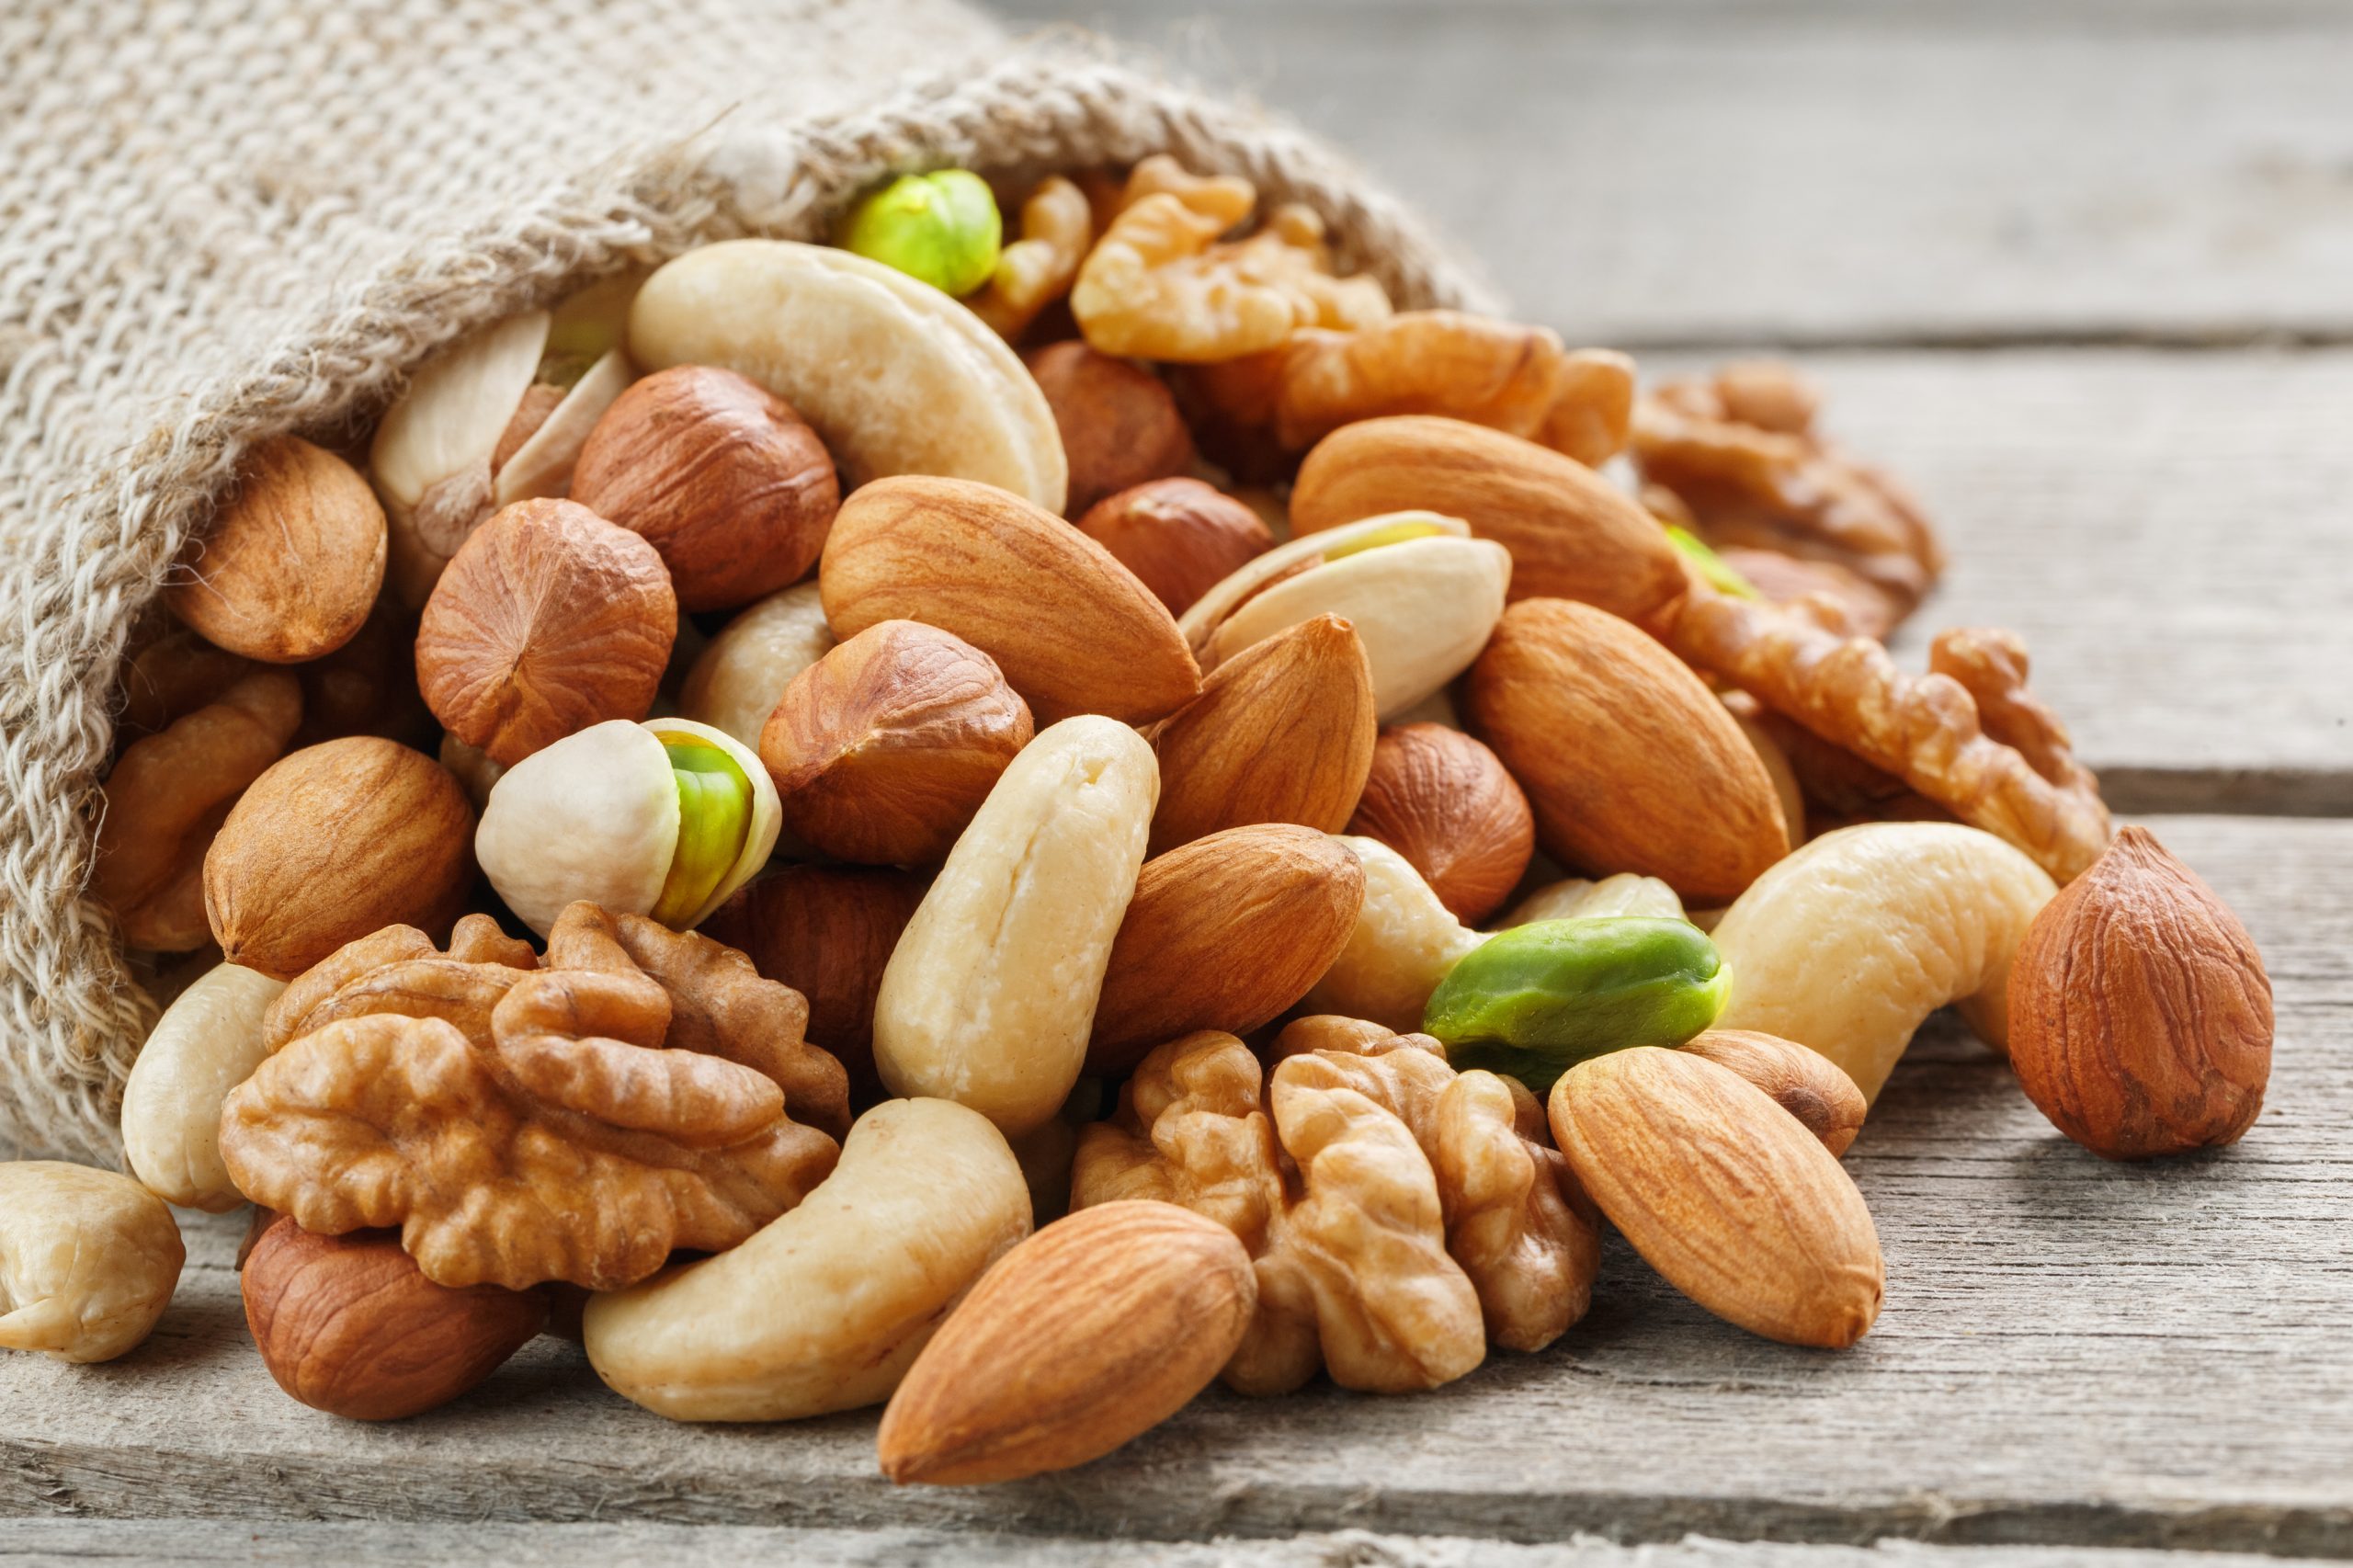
<box><xmin>368</xmin><ymin>278</ymin><xmax>639</xmax><ymax>605</ymax></box>
<box><xmin>628</xmin><ymin>240</ymin><xmax>1066</xmax><ymax>513</ymax></box>
<box><xmin>476</xmin><ymin>718</ymin><xmax>779</xmax><ymax>937</ymax></box>
<box><xmin>1178</xmin><ymin>512</ymin><xmax>1510</xmax><ymax>720</ymax></box>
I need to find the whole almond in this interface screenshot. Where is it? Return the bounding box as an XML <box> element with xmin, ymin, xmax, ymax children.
<box><xmin>1681</xmin><ymin>1029</ymin><xmax>1867</xmax><ymax>1156</ymax></box>
<box><xmin>1346</xmin><ymin>723</ymin><xmax>1534</xmax><ymax>925</ymax></box>
<box><xmin>168</xmin><ymin>435</ymin><xmax>388</xmax><ymax>664</ymax></box>
<box><xmin>1550</xmin><ymin>1048</ymin><xmax>1883</xmax><ymax>1348</ymax></box>
<box><xmin>1089</xmin><ymin>825</ymin><xmax>1366</xmax><ymax>1074</ymax></box>
<box><xmin>2006</xmin><ymin>826</ymin><xmax>2272</xmax><ymax>1160</ymax></box>
<box><xmin>203</xmin><ymin>737</ymin><xmax>476</xmax><ymax>981</ymax></box>
<box><xmin>1142</xmin><ymin>613</ymin><xmax>1377</xmax><ymax>857</ymax></box>
<box><xmin>1291</xmin><ymin>416</ymin><xmax>1686</xmax><ymax>622</ymax></box>
<box><xmin>758</xmin><ymin>619</ymin><xmax>1033</xmax><ymax>865</ymax></box>
<box><xmin>244</xmin><ymin>1218</ymin><xmax>546</xmax><ymax>1420</ymax></box>
<box><xmin>877</xmin><ymin>1200</ymin><xmax>1255</xmax><ymax>1485</ymax></box>
<box><xmin>1465</xmin><ymin>597</ymin><xmax>1789</xmax><ymax>904</ymax></box>
<box><xmin>820</xmin><ymin>475</ymin><xmax>1199</xmax><ymax>724</ymax></box>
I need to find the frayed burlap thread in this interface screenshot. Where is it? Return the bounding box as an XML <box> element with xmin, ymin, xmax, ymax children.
<box><xmin>0</xmin><ymin>2</ymin><xmax>1491</xmax><ymax>1162</ymax></box>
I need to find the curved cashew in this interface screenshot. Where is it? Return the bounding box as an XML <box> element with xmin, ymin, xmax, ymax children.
<box><xmin>1</xmin><ymin>1164</ymin><xmax>185</xmax><ymax>1363</ymax></box>
<box><xmin>1302</xmin><ymin>836</ymin><xmax>1484</xmax><ymax>1034</ymax></box>
<box><xmin>121</xmin><ymin>963</ymin><xmax>287</xmax><ymax>1210</ymax></box>
<box><xmin>583</xmin><ymin>1098</ymin><xmax>1030</xmax><ymax>1422</ymax></box>
<box><xmin>1711</xmin><ymin>823</ymin><xmax>2056</xmax><ymax>1104</ymax></box>
<box><xmin>873</xmin><ymin>717</ymin><xmax>1157</xmax><ymax>1136</ymax></box>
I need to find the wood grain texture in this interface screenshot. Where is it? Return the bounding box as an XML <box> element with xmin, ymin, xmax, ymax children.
<box><xmin>1003</xmin><ymin>0</ymin><xmax>2353</xmax><ymax>347</ymax></box>
<box><xmin>5</xmin><ymin>815</ymin><xmax>2346</xmax><ymax>1554</ymax></box>
<box><xmin>0</xmin><ymin>1521</ymin><xmax>2345</xmax><ymax>1567</ymax></box>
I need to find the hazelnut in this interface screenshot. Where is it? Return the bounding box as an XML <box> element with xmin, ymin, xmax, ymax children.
<box><xmin>2006</xmin><ymin>826</ymin><xmax>2273</xmax><ymax>1160</ymax></box>
<box><xmin>704</xmin><ymin>864</ymin><xmax>929</xmax><ymax>1105</ymax></box>
<box><xmin>571</xmin><ymin>365</ymin><xmax>841</xmax><ymax>612</ymax></box>
<box><xmin>1022</xmin><ymin>341</ymin><xmax>1195</xmax><ymax>516</ymax></box>
<box><xmin>242</xmin><ymin>1218</ymin><xmax>547</xmax><ymax>1420</ymax></box>
<box><xmin>758</xmin><ymin>620</ymin><xmax>1033</xmax><ymax>865</ymax></box>
<box><xmin>166</xmin><ymin>435</ymin><xmax>387</xmax><ymax>664</ymax></box>
<box><xmin>1075</xmin><ymin>478</ymin><xmax>1275</xmax><ymax>616</ymax></box>
<box><xmin>1345</xmin><ymin>722</ymin><xmax>1534</xmax><ymax>925</ymax></box>
<box><xmin>415</xmin><ymin>498</ymin><xmax>677</xmax><ymax>767</ymax></box>
<box><xmin>203</xmin><ymin>736</ymin><xmax>476</xmax><ymax>981</ymax></box>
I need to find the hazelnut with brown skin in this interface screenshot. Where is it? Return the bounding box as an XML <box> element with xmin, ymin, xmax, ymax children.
<box><xmin>758</xmin><ymin>619</ymin><xmax>1033</xmax><ymax>866</ymax></box>
<box><xmin>571</xmin><ymin>365</ymin><xmax>841</xmax><ymax>612</ymax></box>
<box><xmin>2006</xmin><ymin>826</ymin><xmax>2273</xmax><ymax>1160</ymax></box>
<box><xmin>242</xmin><ymin>1218</ymin><xmax>547</xmax><ymax>1421</ymax></box>
<box><xmin>1022</xmin><ymin>341</ymin><xmax>1196</xmax><ymax>517</ymax></box>
<box><xmin>704</xmin><ymin>863</ymin><xmax>930</xmax><ymax>1106</ymax></box>
<box><xmin>1075</xmin><ymin>478</ymin><xmax>1274</xmax><ymax>616</ymax></box>
<box><xmin>1346</xmin><ymin>722</ymin><xmax>1534</xmax><ymax>926</ymax></box>
<box><xmin>415</xmin><ymin>498</ymin><xmax>677</xmax><ymax>767</ymax></box>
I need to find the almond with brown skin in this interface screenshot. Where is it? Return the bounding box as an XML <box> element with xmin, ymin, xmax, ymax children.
<box><xmin>1465</xmin><ymin>597</ymin><xmax>1789</xmax><ymax>905</ymax></box>
<box><xmin>243</xmin><ymin>1218</ymin><xmax>546</xmax><ymax>1420</ymax></box>
<box><xmin>704</xmin><ymin>865</ymin><xmax>929</xmax><ymax>1107</ymax></box>
<box><xmin>820</xmin><ymin>476</ymin><xmax>1199</xmax><ymax>725</ymax></box>
<box><xmin>1681</xmin><ymin>1029</ymin><xmax>1866</xmax><ymax>1156</ymax></box>
<box><xmin>1023</xmin><ymin>341</ymin><xmax>1197</xmax><ymax>517</ymax></box>
<box><xmin>203</xmin><ymin>737</ymin><xmax>476</xmax><ymax>981</ymax></box>
<box><xmin>2006</xmin><ymin>826</ymin><xmax>2272</xmax><ymax>1160</ymax></box>
<box><xmin>1142</xmin><ymin>613</ymin><xmax>1377</xmax><ymax>857</ymax></box>
<box><xmin>1346</xmin><ymin>723</ymin><xmax>1534</xmax><ymax>926</ymax></box>
<box><xmin>167</xmin><ymin>435</ymin><xmax>388</xmax><ymax>664</ymax></box>
<box><xmin>1291</xmin><ymin>416</ymin><xmax>1686</xmax><ymax>622</ymax></box>
<box><xmin>1550</xmin><ymin>1048</ymin><xmax>1882</xmax><ymax>1348</ymax></box>
<box><xmin>877</xmin><ymin>1199</ymin><xmax>1254</xmax><ymax>1485</ymax></box>
<box><xmin>758</xmin><ymin>619</ymin><xmax>1032</xmax><ymax>866</ymax></box>
<box><xmin>1088</xmin><ymin>825</ymin><xmax>1365</xmax><ymax>1075</ymax></box>
<box><xmin>1075</xmin><ymin>477</ymin><xmax>1274</xmax><ymax>616</ymax></box>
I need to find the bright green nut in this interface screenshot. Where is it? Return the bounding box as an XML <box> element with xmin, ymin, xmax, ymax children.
<box><xmin>839</xmin><ymin>171</ymin><xmax>1004</xmax><ymax>298</ymax></box>
<box><xmin>1664</xmin><ymin>526</ymin><xmax>1759</xmax><ymax>599</ymax></box>
<box><xmin>653</xmin><ymin>736</ymin><xmax>755</xmax><ymax>928</ymax></box>
<box><xmin>1423</xmin><ymin>917</ymin><xmax>1730</xmax><ymax>1092</ymax></box>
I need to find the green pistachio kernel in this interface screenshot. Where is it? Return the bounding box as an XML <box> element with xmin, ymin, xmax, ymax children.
<box><xmin>1423</xmin><ymin>916</ymin><xmax>1730</xmax><ymax>1092</ymax></box>
<box><xmin>1665</xmin><ymin>526</ymin><xmax>1759</xmax><ymax>598</ymax></box>
<box><xmin>653</xmin><ymin>736</ymin><xmax>756</xmax><ymax>927</ymax></box>
<box><xmin>839</xmin><ymin>171</ymin><xmax>1004</xmax><ymax>298</ymax></box>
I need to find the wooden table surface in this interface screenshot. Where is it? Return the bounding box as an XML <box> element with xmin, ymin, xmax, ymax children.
<box><xmin>10</xmin><ymin>4</ymin><xmax>2352</xmax><ymax>1564</ymax></box>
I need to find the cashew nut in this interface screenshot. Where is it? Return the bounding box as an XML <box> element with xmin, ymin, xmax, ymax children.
<box><xmin>582</xmin><ymin>1097</ymin><xmax>1030</xmax><ymax>1421</ymax></box>
<box><xmin>1302</xmin><ymin>835</ymin><xmax>1484</xmax><ymax>1034</ymax></box>
<box><xmin>1710</xmin><ymin>822</ymin><xmax>2056</xmax><ymax>1104</ymax></box>
<box><xmin>120</xmin><ymin>962</ymin><xmax>287</xmax><ymax>1210</ymax></box>
<box><xmin>1</xmin><ymin>1163</ymin><xmax>186</xmax><ymax>1362</ymax></box>
<box><xmin>1498</xmin><ymin>873</ymin><xmax>1686</xmax><ymax>928</ymax></box>
<box><xmin>676</xmin><ymin>581</ymin><xmax>835</xmax><ymax>754</ymax></box>
<box><xmin>872</xmin><ymin>717</ymin><xmax>1157</xmax><ymax>1136</ymax></box>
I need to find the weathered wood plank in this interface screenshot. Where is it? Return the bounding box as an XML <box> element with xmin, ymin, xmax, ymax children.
<box><xmin>1731</xmin><ymin>349</ymin><xmax>2353</xmax><ymax>806</ymax></box>
<box><xmin>1002</xmin><ymin>0</ymin><xmax>2353</xmax><ymax>347</ymax></box>
<box><xmin>0</xmin><ymin>1520</ymin><xmax>2343</xmax><ymax>1568</ymax></box>
<box><xmin>4</xmin><ymin>815</ymin><xmax>2347</xmax><ymax>1554</ymax></box>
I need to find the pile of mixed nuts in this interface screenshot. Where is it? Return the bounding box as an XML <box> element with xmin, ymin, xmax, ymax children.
<box><xmin>4</xmin><ymin>160</ymin><xmax>2276</xmax><ymax>1484</ymax></box>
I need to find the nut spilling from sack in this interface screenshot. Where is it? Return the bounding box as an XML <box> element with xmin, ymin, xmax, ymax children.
<box><xmin>32</xmin><ymin>155</ymin><xmax>2269</xmax><ymax>1490</ymax></box>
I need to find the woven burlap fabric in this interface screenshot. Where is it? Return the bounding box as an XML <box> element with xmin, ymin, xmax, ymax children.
<box><xmin>0</xmin><ymin>0</ymin><xmax>1491</xmax><ymax>1163</ymax></box>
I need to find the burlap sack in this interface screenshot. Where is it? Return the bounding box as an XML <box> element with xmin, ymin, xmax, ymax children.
<box><xmin>0</xmin><ymin>0</ymin><xmax>1492</xmax><ymax>1163</ymax></box>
